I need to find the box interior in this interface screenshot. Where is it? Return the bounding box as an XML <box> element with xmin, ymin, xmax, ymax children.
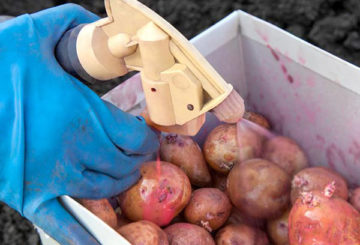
<box><xmin>52</xmin><ymin>10</ymin><xmax>360</xmax><ymax>245</ymax></box>
<box><xmin>191</xmin><ymin>11</ymin><xmax>360</xmax><ymax>187</ymax></box>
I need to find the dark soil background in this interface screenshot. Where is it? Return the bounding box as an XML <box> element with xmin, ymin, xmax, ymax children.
<box><xmin>0</xmin><ymin>0</ymin><xmax>359</xmax><ymax>244</ymax></box>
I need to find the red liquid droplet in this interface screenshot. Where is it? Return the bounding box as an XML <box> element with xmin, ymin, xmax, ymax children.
<box><xmin>156</xmin><ymin>150</ymin><xmax>161</xmax><ymax>178</ymax></box>
<box><xmin>142</xmin><ymin>148</ymin><xmax>177</xmax><ymax>225</ymax></box>
<box><xmin>267</xmin><ymin>44</ymin><xmax>280</xmax><ymax>61</ymax></box>
<box><xmin>288</xmin><ymin>75</ymin><xmax>294</xmax><ymax>83</ymax></box>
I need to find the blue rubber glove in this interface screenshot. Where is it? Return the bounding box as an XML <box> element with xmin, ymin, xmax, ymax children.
<box><xmin>0</xmin><ymin>4</ymin><xmax>159</xmax><ymax>245</ymax></box>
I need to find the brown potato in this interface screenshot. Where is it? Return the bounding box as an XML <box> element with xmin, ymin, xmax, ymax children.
<box><xmin>227</xmin><ymin>159</ymin><xmax>291</xmax><ymax>219</ymax></box>
<box><xmin>243</xmin><ymin>111</ymin><xmax>271</xmax><ymax>129</ymax></box>
<box><xmin>184</xmin><ymin>188</ymin><xmax>231</xmax><ymax>232</ymax></box>
<box><xmin>160</xmin><ymin>133</ymin><xmax>211</xmax><ymax>187</ymax></box>
<box><xmin>215</xmin><ymin>224</ymin><xmax>269</xmax><ymax>245</ymax></box>
<box><xmin>164</xmin><ymin>223</ymin><xmax>215</xmax><ymax>245</ymax></box>
<box><xmin>203</xmin><ymin>123</ymin><xmax>262</xmax><ymax>174</ymax></box>
<box><xmin>291</xmin><ymin>166</ymin><xmax>348</xmax><ymax>204</ymax></box>
<box><xmin>263</xmin><ymin>136</ymin><xmax>308</xmax><ymax>176</ymax></box>
<box><xmin>267</xmin><ymin>209</ymin><xmax>290</xmax><ymax>245</ymax></box>
<box><xmin>349</xmin><ymin>187</ymin><xmax>360</xmax><ymax>212</ymax></box>
<box><xmin>118</xmin><ymin>161</ymin><xmax>191</xmax><ymax>226</ymax></box>
<box><xmin>77</xmin><ymin>198</ymin><xmax>117</xmax><ymax>229</ymax></box>
<box><xmin>226</xmin><ymin>207</ymin><xmax>265</xmax><ymax>229</ymax></box>
<box><xmin>117</xmin><ymin>220</ymin><xmax>168</xmax><ymax>245</ymax></box>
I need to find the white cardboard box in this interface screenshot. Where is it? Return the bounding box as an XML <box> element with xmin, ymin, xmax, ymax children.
<box><xmin>40</xmin><ymin>9</ymin><xmax>360</xmax><ymax>245</ymax></box>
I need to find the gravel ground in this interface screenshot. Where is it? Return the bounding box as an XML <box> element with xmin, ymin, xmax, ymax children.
<box><xmin>1</xmin><ymin>0</ymin><xmax>359</xmax><ymax>244</ymax></box>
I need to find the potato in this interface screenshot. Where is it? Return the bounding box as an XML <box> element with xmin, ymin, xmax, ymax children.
<box><xmin>77</xmin><ymin>198</ymin><xmax>117</xmax><ymax>229</ymax></box>
<box><xmin>215</xmin><ymin>224</ymin><xmax>269</xmax><ymax>245</ymax></box>
<box><xmin>263</xmin><ymin>136</ymin><xmax>308</xmax><ymax>176</ymax></box>
<box><xmin>227</xmin><ymin>159</ymin><xmax>291</xmax><ymax>219</ymax></box>
<box><xmin>203</xmin><ymin>123</ymin><xmax>262</xmax><ymax>174</ymax></box>
<box><xmin>243</xmin><ymin>111</ymin><xmax>271</xmax><ymax>129</ymax></box>
<box><xmin>211</xmin><ymin>170</ymin><xmax>228</xmax><ymax>193</ymax></box>
<box><xmin>164</xmin><ymin>223</ymin><xmax>215</xmax><ymax>245</ymax></box>
<box><xmin>291</xmin><ymin>166</ymin><xmax>348</xmax><ymax>204</ymax></box>
<box><xmin>117</xmin><ymin>220</ymin><xmax>168</xmax><ymax>245</ymax></box>
<box><xmin>350</xmin><ymin>187</ymin><xmax>360</xmax><ymax>212</ymax></box>
<box><xmin>289</xmin><ymin>183</ymin><xmax>360</xmax><ymax>244</ymax></box>
<box><xmin>226</xmin><ymin>207</ymin><xmax>265</xmax><ymax>229</ymax></box>
<box><xmin>267</xmin><ymin>209</ymin><xmax>290</xmax><ymax>245</ymax></box>
<box><xmin>118</xmin><ymin>161</ymin><xmax>191</xmax><ymax>226</ymax></box>
<box><xmin>184</xmin><ymin>188</ymin><xmax>231</xmax><ymax>231</ymax></box>
<box><xmin>160</xmin><ymin>133</ymin><xmax>211</xmax><ymax>187</ymax></box>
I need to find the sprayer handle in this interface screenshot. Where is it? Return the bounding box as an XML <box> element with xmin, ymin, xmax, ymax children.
<box><xmin>55</xmin><ymin>25</ymin><xmax>101</xmax><ymax>84</ymax></box>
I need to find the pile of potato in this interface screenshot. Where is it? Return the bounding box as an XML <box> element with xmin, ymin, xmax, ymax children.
<box><xmin>77</xmin><ymin>111</ymin><xmax>360</xmax><ymax>245</ymax></box>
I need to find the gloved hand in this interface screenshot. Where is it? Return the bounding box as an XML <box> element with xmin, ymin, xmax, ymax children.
<box><xmin>0</xmin><ymin>4</ymin><xmax>159</xmax><ymax>245</ymax></box>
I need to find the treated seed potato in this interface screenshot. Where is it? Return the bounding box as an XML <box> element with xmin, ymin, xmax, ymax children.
<box><xmin>291</xmin><ymin>166</ymin><xmax>348</xmax><ymax>204</ymax></box>
<box><xmin>118</xmin><ymin>161</ymin><xmax>191</xmax><ymax>226</ymax></box>
<box><xmin>164</xmin><ymin>223</ymin><xmax>215</xmax><ymax>245</ymax></box>
<box><xmin>215</xmin><ymin>224</ymin><xmax>269</xmax><ymax>245</ymax></box>
<box><xmin>117</xmin><ymin>220</ymin><xmax>169</xmax><ymax>245</ymax></box>
<box><xmin>289</xmin><ymin>184</ymin><xmax>360</xmax><ymax>245</ymax></box>
<box><xmin>184</xmin><ymin>188</ymin><xmax>231</xmax><ymax>232</ymax></box>
<box><xmin>203</xmin><ymin>123</ymin><xmax>262</xmax><ymax>174</ymax></box>
<box><xmin>350</xmin><ymin>187</ymin><xmax>360</xmax><ymax>212</ymax></box>
<box><xmin>77</xmin><ymin>198</ymin><xmax>117</xmax><ymax>229</ymax></box>
<box><xmin>263</xmin><ymin>136</ymin><xmax>308</xmax><ymax>176</ymax></box>
<box><xmin>227</xmin><ymin>159</ymin><xmax>291</xmax><ymax>219</ymax></box>
<box><xmin>243</xmin><ymin>111</ymin><xmax>271</xmax><ymax>129</ymax></box>
<box><xmin>160</xmin><ymin>133</ymin><xmax>211</xmax><ymax>187</ymax></box>
<box><xmin>267</xmin><ymin>209</ymin><xmax>290</xmax><ymax>245</ymax></box>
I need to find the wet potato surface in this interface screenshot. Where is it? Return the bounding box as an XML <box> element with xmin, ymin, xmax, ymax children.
<box><xmin>118</xmin><ymin>161</ymin><xmax>192</xmax><ymax>227</ymax></box>
<box><xmin>227</xmin><ymin>159</ymin><xmax>291</xmax><ymax>219</ymax></box>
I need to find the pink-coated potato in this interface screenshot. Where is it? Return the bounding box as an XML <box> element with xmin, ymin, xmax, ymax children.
<box><xmin>289</xmin><ymin>183</ymin><xmax>360</xmax><ymax>244</ymax></box>
<box><xmin>118</xmin><ymin>161</ymin><xmax>191</xmax><ymax>226</ymax></box>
